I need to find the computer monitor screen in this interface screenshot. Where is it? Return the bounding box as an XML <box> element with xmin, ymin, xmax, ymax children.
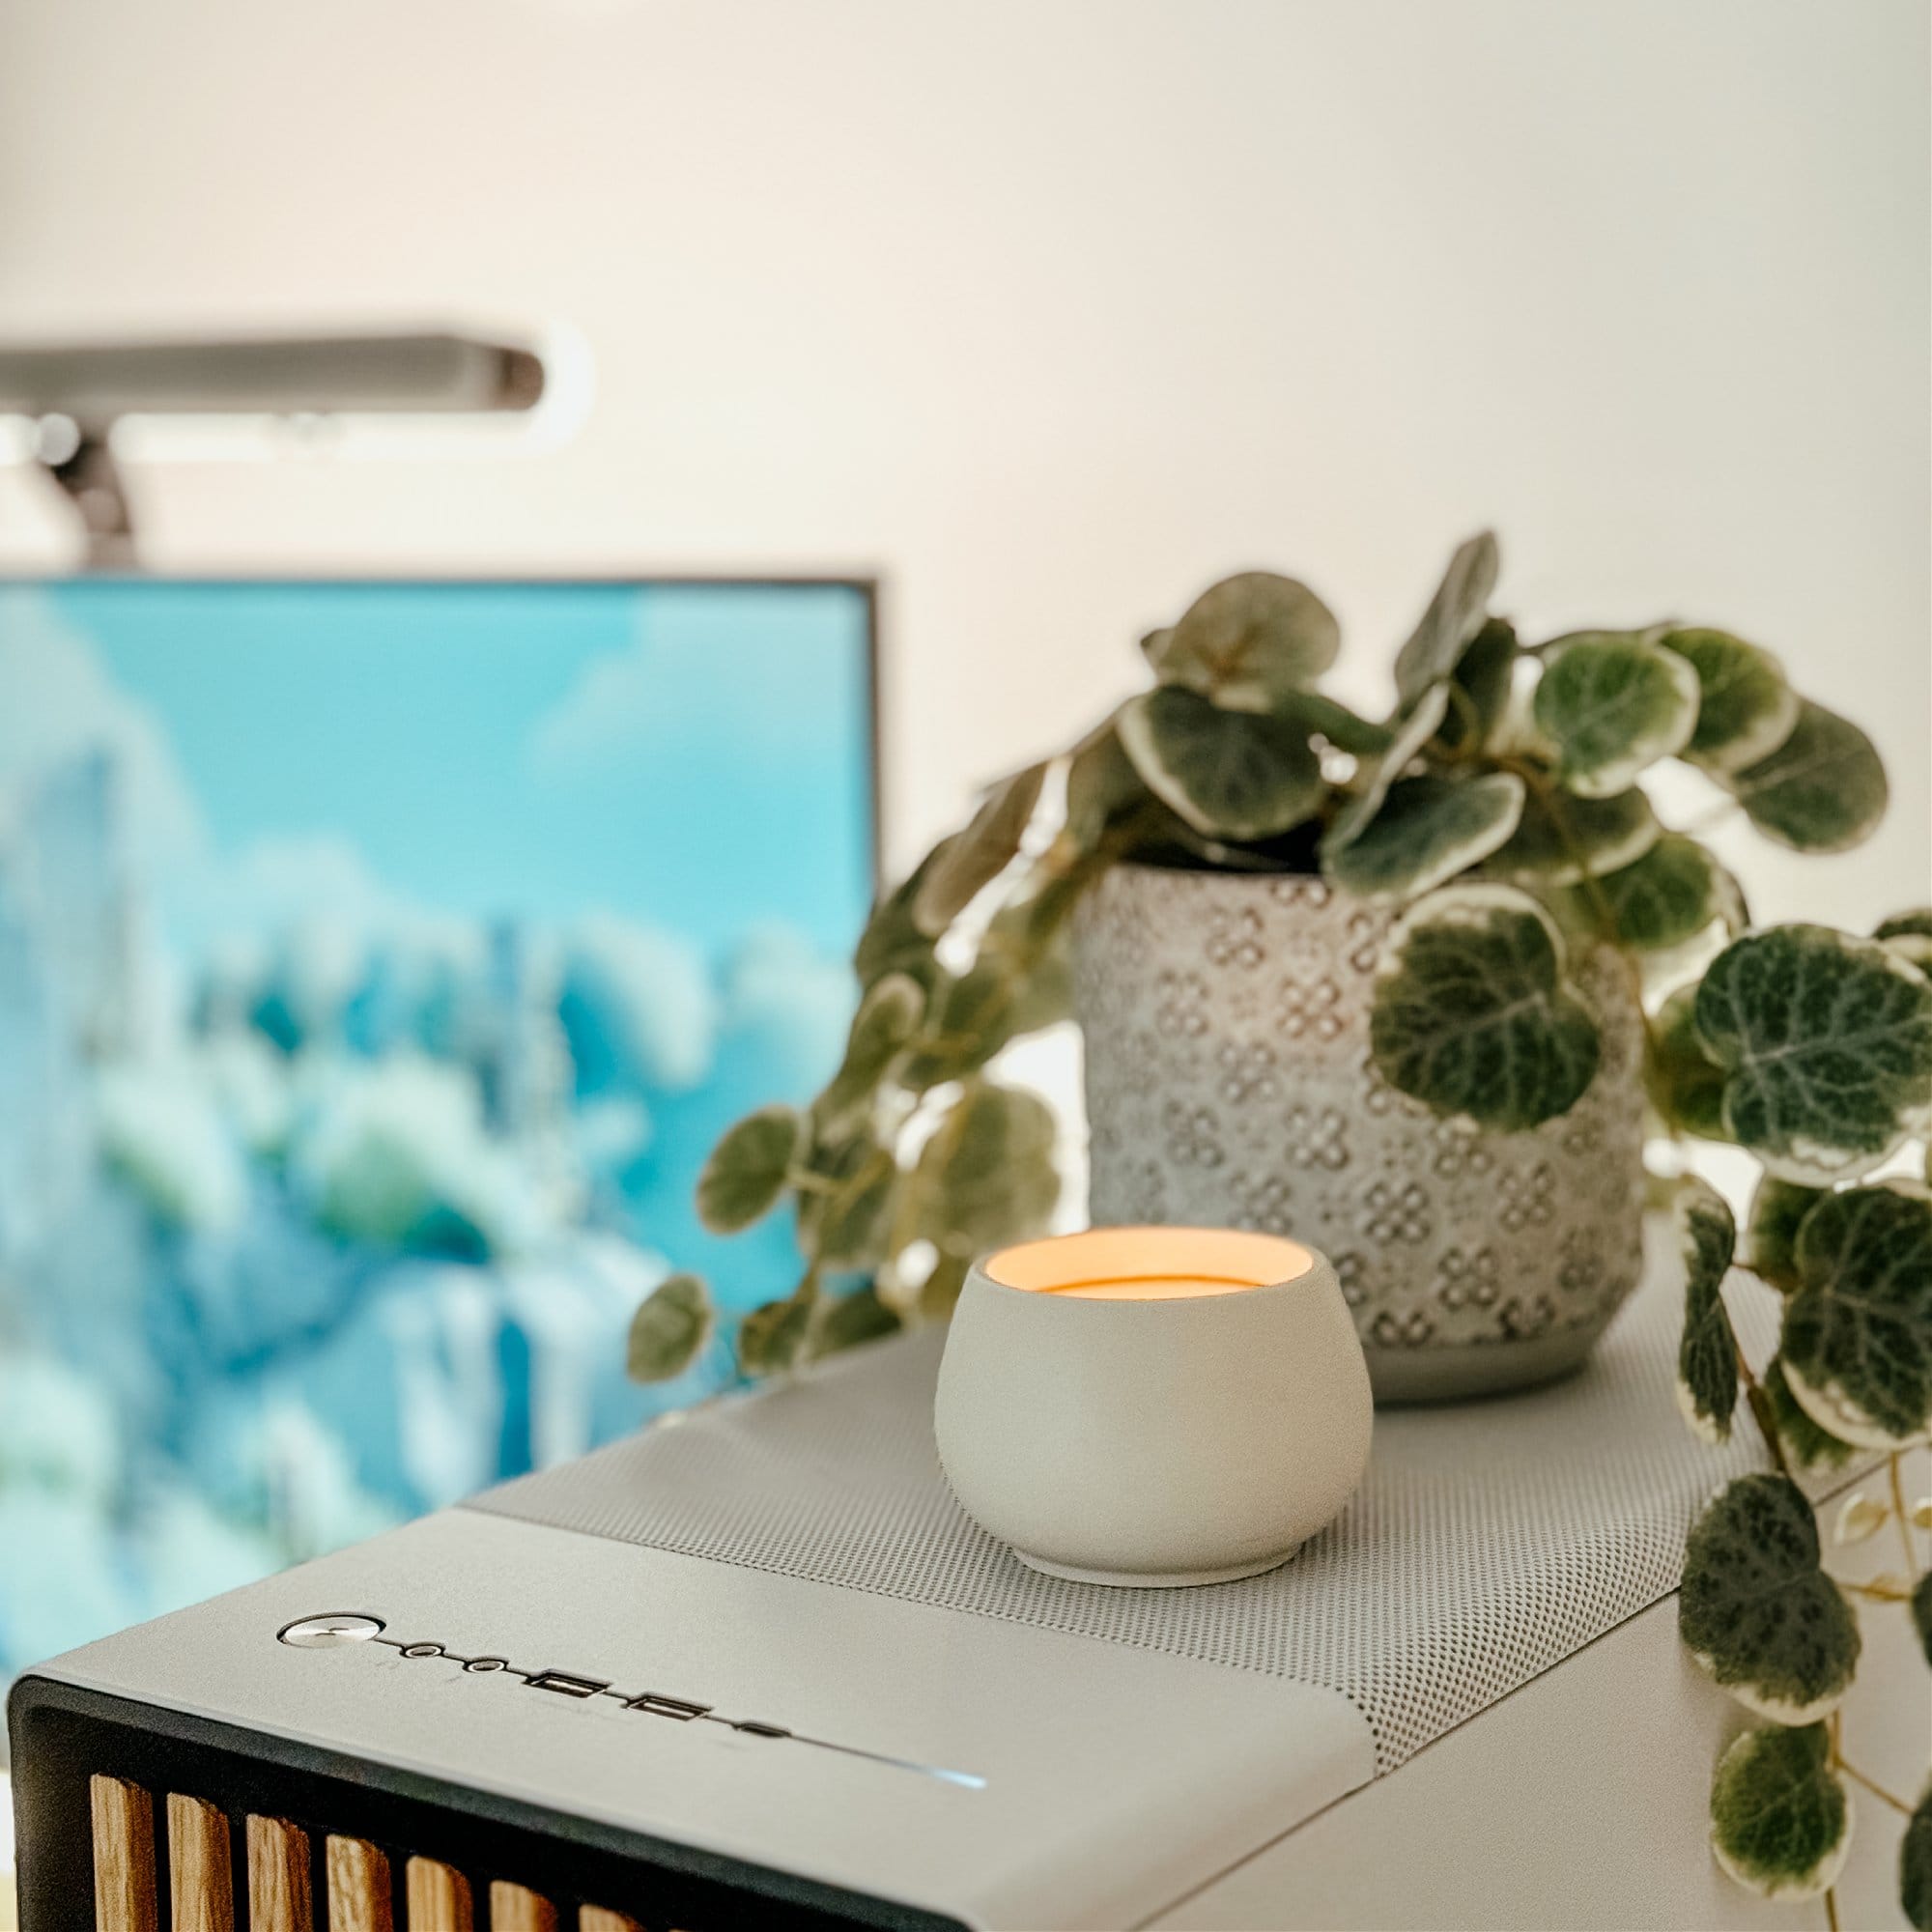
<box><xmin>0</xmin><ymin>576</ymin><xmax>876</xmax><ymax>1684</ymax></box>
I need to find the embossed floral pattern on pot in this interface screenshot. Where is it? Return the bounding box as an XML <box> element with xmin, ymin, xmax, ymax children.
<box><xmin>1074</xmin><ymin>864</ymin><xmax>1647</xmax><ymax>1401</ymax></box>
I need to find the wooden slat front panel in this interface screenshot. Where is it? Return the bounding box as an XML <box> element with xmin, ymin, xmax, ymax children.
<box><xmin>86</xmin><ymin>1772</ymin><xmax>706</xmax><ymax>1932</ymax></box>
<box><xmin>404</xmin><ymin>1856</ymin><xmax>472</xmax><ymax>1932</ymax></box>
<box><xmin>167</xmin><ymin>1792</ymin><xmax>234</xmax><ymax>1932</ymax></box>
<box><xmin>487</xmin><ymin>1881</ymin><xmax>557</xmax><ymax>1931</ymax></box>
<box><xmin>245</xmin><ymin>1814</ymin><xmax>313</xmax><ymax>1932</ymax></box>
<box><xmin>325</xmin><ymin>1835</ymin><xmax>395</xmax><ymax>1932</ymax></box>
<box><xmin>89</xmin><ymin>1776</ymin><xmax>157</xmax><ymax>1932</ymax></box>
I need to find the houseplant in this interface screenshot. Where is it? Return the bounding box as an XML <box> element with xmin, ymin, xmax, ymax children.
<box><xmin>631</xmin><ymin>532</ymin><xmax>1932</xmax><ymax>1923</ymax></box>
<box><xmin>1659</xmin><ymin>920</ymin><xmax>1932</xmax><ymax>1928</ymax></box>
<box><xmin>629</xmin><ymin>531</ymin><xmax>1898</xmax><ymax>1396</ymax></box>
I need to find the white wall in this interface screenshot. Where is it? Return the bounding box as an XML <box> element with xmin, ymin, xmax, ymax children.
<box><xmin>1</xmin><ymin>0</ymin><xmax>1925</xmax><ymax>921</ymax></box>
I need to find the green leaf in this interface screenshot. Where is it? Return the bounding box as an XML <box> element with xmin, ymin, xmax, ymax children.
<box><xmin>1118</xmin><ymin>686</ymin><xmax>1325</xmax><ymax>840</ymax></box>
<box><xmin>1723</xmin><ymin>700</ymin><xmax>1888</xmax><ymax>854</ymax></box>
<box><xmin>1531</xmin><ymin>633</ymin><xmax>1700</xmax><ymax>797</ymax></box>
<box><xmin>810</xmin><ymin>1284</ymin><xmax>902</xmax><ymax>1361</ymax></box>
<box><xmin>1435</xmin><ymin>616</ymin><xmax>1517</xmax><ymax>753</ymax></box>
<box><xmin>1903</xmin><ymin>1784</ymin><xmax>1932</xmax><ymax>1932</ymax></box>
<box><xmin>816</xmin><ymin>973</ymin><xmax>924</xmax><ymax>1130</ymax></box>
<box><xmin>1273</xmin><ymin>689</ymin><xmax>1394</xmax><ymax>756</ymax></box>
<box><xmin>1693</xmin><ymin>925</ymin><xmax>1932</xmax><ymax>1182</ymax></box>
<box><xmin>1660</xmin><ymin>628</ymin><xmax>1801</xmax><ymax>775</ymax></box>
<box><xmin>1571</xmin><ymin>835</ymin><xmax>1743</xmax><ymax>953</ymax></box>
<box><xmin>1147</xmin><ymin>571</ymin><xmax>1341</xmax><ymax>709</ymax></box>
<box><xmin>912</xmin><ymin>762</ymin><xmax>1048</xmax><ymax>937</ymax></box>
<box><xmin>809</xmin><ymin>1151</ymin><xmax>896</xmax><ymax>1268</ymax></box>
<box><xmin>896</xmin><ymin>955</ymin><xmax>1031</xmax><ymax>1091</ymax></box>
<box><xmin>1709</xmin><ymin>1724</ymin><xmax>1851</xmax><ymax>1901</ymax></box>
<box><xmin>1646</xmin><ymin>985</ymin><xmax>1730</xmax><ymax>1141</ymax></box>
<box><xmin>1680</xmin><ymin>1473</ymin><xmax>1861</xmax><ymax>1722</ymax></box>
<box><xmin>913</xmin><ymin>1081</ymin><xmax>1060</xmax><ymax>1251</ymax></box>
<box><xmin>1781</xmin><ymin>1180</ymin><xmax>1932</xmax><ymax>1449</ymax></box>
<box><xmin>1878</xmin><ymin>910</ymin><xmax>1932</xmax><ymax>943</ymax></box>
<box><xmin>854</xmin><ymin>857</ymin><xmax>944</xmax><ymax>993</ymax></box>
<box><xmin>737</xmin><ymin>1294</ymin><xmax>813</xmax><ymax>1376</ymax></box>
<box><xmin>1877</xmin><ymin>909</ymin><xmax>1932</xmax><ymax>975</ymax></box>
<box><xmin>1761</xmin><ymin>1357</ymin><xmax>1858</xmax><ymax>1476</ymax></box>
<box><xmin>1743</xmin><ymin>1177</ymin><xmax>1824</xmax><ymax>1292</ymax></box>
<box><xmin>1065</xmin><ymin>725</ymin><xmax>1147</xmax><ymax>848</ymax></box>
<box><xmin>1369</xmin><ymin>884</ymin><xmax>1601</xmax><ymax>1131</ymax></box>
<box><xmin>1392</xmin><ymin>530</ymin><xmax>1500</xmax><ymax>706</ymax></box>
<box><xmin>1325</xmin><ymin>684</ymin><xmax>1451</xmax><ymax>855</ymax></box>
<box><xmin>696</xmin><ymin>1104</ymin><xmax>802</xmax><ymax>1234</ymax></box>
<box><xmin>626</xmin><ymin>1273</ymin><xmax>713</xmax><ymax>1382</ymax></box>
<box><xmin>1488</xmin><ymin>784</ymin><xmax>1660</xmax><ymax>888</ymax></box>
<box><xmin>1913</xmin><ymin>1573</ymin><xmax>1932</xmax><ymax>1669</ymax></box>
<box><xmin>1673</xmin><ymin>1176</ymin><xmax>1739</xmax><ymax>1443</ymax></box>
<box><xmin>1322</xmin><ymin>772</ymin><xmax>1524</xmax><ymax>904</ymax></box>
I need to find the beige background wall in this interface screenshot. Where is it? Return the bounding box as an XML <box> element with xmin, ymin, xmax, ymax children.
<box><xmin>0</xmin><ymin>0</ymin><xmax>1926</xmax><ymax>923</ymax></box>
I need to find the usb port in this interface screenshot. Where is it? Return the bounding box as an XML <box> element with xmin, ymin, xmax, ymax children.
<box><xmin>526</xmin><ymin>1670</ymin><xmax>609</xmax><ymax>1699</ymax></box>
<box><xmin>624</xmin><ymin>1691</ymin><xmax>711</xmax><ymax>1721</ymax></box>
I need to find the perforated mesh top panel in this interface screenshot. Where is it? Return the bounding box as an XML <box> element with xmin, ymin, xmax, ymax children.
<box><xmin>470</xmin><ymin>1269</ymin><xmax>1780</xmax><ymax>1772</ymax></box>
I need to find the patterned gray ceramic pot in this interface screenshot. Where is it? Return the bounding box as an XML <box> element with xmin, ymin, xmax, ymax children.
<box><xmin>1072</xmin><ymin>862</ymin><xmax>1646</xmax><ymax>1402</ymax></box>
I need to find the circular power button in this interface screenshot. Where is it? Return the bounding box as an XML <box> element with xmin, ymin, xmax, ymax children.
<box><xmin>279</xmin><ymin>1614</ymin><xmax>385</xmax><ymax>1649</ymax></box>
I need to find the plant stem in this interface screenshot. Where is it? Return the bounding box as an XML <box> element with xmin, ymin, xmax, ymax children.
<box><xmin>1887</xmin><ymin>1451</ymin><xmax>1920</xmax><ymax>1577</ymax></box>
<box><xmin>1825</xmin><ymin>1886</ymin><xmax>1840</xmax><ymax>1932</ymax></box>
<box><xmin>1734</xmin><ymin>1346</ymin><xmax>1795</xmax><ymax>1483</ymax></box>
<box><xmin>1836</xmin><ymin>1758</ymin><xmax>1914</xmax><ymax>1816</ymax></box>
<box><xmin>1496</xmin><ymin>755</ymin><xmax>1621</xmax><ymax>937</ymax></box>
<box><xmin>1839</xmin><ymin>1577</ymin><xmax>1914</xmax><ymax>1604</ymax></box>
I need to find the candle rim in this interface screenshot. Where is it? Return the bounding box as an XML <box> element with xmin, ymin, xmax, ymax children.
<box><xmin>982</xmin><ymin>1225</ymin><xmax>1318</xmax><ymax>1297</ymax></box>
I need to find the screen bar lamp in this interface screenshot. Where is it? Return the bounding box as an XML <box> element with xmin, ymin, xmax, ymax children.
<box><xmin>0</xmin><ymin>330</ymin><xmax>548</xmax><ymax>568</ymax></box>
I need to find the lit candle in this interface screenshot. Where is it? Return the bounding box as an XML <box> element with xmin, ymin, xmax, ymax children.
<box><xmin>935</xmin><ymin>1224</ymin><xmax>1372</xmax><ymax>1588</ymax></box>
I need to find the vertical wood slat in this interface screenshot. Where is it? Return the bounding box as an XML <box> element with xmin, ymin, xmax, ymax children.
<box><xmin>404</xmin><ymin>1857</ymin><xmax>473</xmax><ymax>1931</ymax></box>
<box><xmin>89</xmin><ymin>1776</ymin><xmax>157</xmax><ymax>1932</ymax></box>
<box><xmin>166</xmin><ymin>1792</ymin><xmax>234</xmax><ymax>1932</ymax></box>
<box><xmin>325</xmin><ymin>1836</ymin><xmax>395</xmax><ymax>1932</ymax></box>
<box><xmin>576</xmin><ymin>1913</ymin><xmax>642</xmax><ymax>1932</ymax></box>
<box><xmin>245</xmin><ymin>1814</ymin><xmax>313</xmax><ymax>1932</ymax></box>
<box><xmin>487</xmin><ymin>1882</ymin><xmax>556</xmax><ymax>1931</ymax></box>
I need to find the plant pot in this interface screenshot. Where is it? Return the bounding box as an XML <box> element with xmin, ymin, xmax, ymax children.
<box><xmin>1072</xmin><ymin>863</ymin><xmax>1647</xmax><ymax>1402</ymax></box>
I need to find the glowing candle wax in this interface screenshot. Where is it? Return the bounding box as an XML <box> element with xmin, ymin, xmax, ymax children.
<box><xmin>1050</xmin><ymin>1274</ymin><xmax>1262</xmax><ymax>1301</ymax></box>
<box><xmin>983</xmin><ymin>1226</ymin><xmax>1317</xmax><ymax>1301</ymax></box>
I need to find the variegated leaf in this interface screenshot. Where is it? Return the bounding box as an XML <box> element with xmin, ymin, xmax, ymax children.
<box><xmin>1723</xmin><ymin>700</ymin><xmax>1888</xmax><ymax>854</ymax></box>
<box><xmin>1119</xmin><ymin>687</ymin><xmax>1325</xmax><ymax>840</ymax></box>
<box><xmin>1680</xmin><ymin>1474</ymin><xmax>1861</xmax><ymax>1723</ymax></box>
<box><xmin>1709</xmin><ymin>1724</ymin><xmax>1851</xmax><ymax>1901</ymax></box>
<box><xmin>1660</xmin><ymin>627</ymin><xmax>1801</xmax><ymax>775</ymax></box>
<box><xmin>1322</xmin><ymin>772</ymin><xmax>1524</xmax><ymax>904</ymax></box>
<box><xmin>1693</xmin><ymin>925</ymin><xmax>1932</xmax><ymax>1183</ymax></box>
<box><xmin>1673</xmin><ymin>1175</ymin><xmax>1739</xmax><ymax>1443</ymax></box>
<box><xmin>1781</xmin><ymin>1180</ymin><xmax>1932</xmax><ymax>1449</ymax></box>
<box><xmin>1532</xmin><ymin>633</ymin><xmax>1699</xmax><ymax>797</ymax></box>
<box><xmin>1370</xmin><ymin>884</ymin><xmax>1600</xmax><ymax>1130</ymax></box>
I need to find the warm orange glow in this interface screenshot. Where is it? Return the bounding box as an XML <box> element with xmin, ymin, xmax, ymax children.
<box><xmin>984</xmin><ymin>1227</ymin><xmax>1315</xmax><ymax>1299</ymax></box>
<box><xmin>1052</xmin><ymin>1274</ymin><xmax>1262</xmax><ymax>1301</ymax></box>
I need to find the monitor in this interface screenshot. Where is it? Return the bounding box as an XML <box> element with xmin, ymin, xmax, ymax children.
<box><xmin>0</xmin><ymin>574</ymin><xmax>877</xmax><ymax>1687</ymax></box>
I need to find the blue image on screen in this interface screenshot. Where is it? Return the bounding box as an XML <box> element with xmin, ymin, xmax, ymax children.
<box><xmin>0</xmin><ymin>578</ymin><xmax>874</xmax><ymax>1685</ymax></box>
